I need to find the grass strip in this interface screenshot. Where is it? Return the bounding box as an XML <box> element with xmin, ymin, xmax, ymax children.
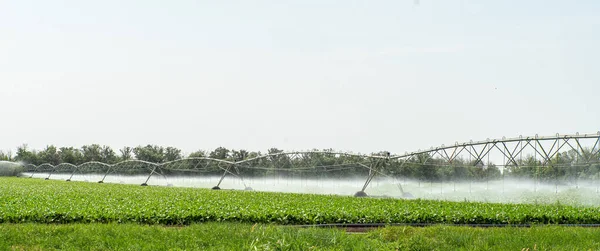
<box><xmin>1</xmin><ymin>223</ymin><xmax>600</xmax><ymax>250</ymax></box>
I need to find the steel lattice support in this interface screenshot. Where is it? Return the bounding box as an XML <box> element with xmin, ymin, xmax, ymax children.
<box><xmin>21</xmin><ymin>132</ymin><xmax>600</xmax><ymax>196</ymax></box>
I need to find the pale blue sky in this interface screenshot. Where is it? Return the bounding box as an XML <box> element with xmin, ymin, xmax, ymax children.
<box><xmin>1</xmin><ymin>0</ymin><xmax>599</xmax><ymax>155</ymax></box>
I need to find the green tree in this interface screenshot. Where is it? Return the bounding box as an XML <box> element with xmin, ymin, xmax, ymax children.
<box><xmin>450</xmin><ymin>160</ymin><xmax>471</xmax><ymax>180</ymax></box>
<box><xmin>59</xmin><ymin>147</ymin><xmax>84</xmax><ymax>165</ymax></box>
<box><xmin>509</xmin><ymin>155</ymin><xmax>540</xmax><ymax>178</ymax></box>
<box><xmin>230</xmin><ymin>149</ymin><xmax>249</xmax><ymax>161</ymax></box>
<box><xmin>14</xmin><ymin>145</ymin><xmax>39</xmax><ymax>165</ymax></box>
<box><xmin>188</xmin><ymin>150</ymin><xmax>206</xmax><ymax>158</ymax></box>
<box><xmin>81</xmin><ymin>144</ymin><xmax>103</xmax><ymax>162</ymax></box>
<box><xmin>100</xmin><ymin>145</ymin><xmax>118</xmax><ymax>164</ymax></box>
<box><xmin>412</xmin><ymin>153</ymin><xmax>438</xmax><ymax>181</ymax></box>
<box><xmin>164</xmin><ymin>147</ymin><xmax>183</xmax><ymax>162</ymax></box>
<box><xmin>38</xmin><ymin>145</ymin><xmax>61</xmax><ymax>165</ymax></box>
<box><xmin>119</xmin><ymin>147</ymin><xmax>133</xmax><ymax>161</ymax></box>
<box><xmin>266</xmin><ymin>148</ymin><xmax>291</xmax><ymax>172</ymax></box>
<box><xmin>209</xmin><ymin>147</ymin><xmax>230</xmax><ymax>160</ymax></box>
<box><xmin>133</xmin><ymin>145</ymin><xmax>165</xmax><ymax>163</ymax></box>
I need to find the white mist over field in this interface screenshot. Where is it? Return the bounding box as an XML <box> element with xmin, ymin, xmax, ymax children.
<box><xmin>24</xmin><ymin>173</ymin><xmax>600</xmax><ymax>206</ymax></box>
<box><xmin>0</xmin><ymin>161</ymin><xmax>23</xmax><ymax>176</ymax></box>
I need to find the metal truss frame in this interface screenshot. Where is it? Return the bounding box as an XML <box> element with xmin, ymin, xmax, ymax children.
<box><xmin>23</xmin><ymin>133</ymin><xmax>600</xmax><ymax>193</ymax></box>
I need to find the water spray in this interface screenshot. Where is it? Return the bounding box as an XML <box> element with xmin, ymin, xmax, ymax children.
<box><xmin>16</xmin><ymin>132</ymin><xmax>600</xmax><ymax>205</ymax></box>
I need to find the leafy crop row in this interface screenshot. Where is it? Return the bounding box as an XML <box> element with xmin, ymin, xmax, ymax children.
<box><xmin>1</xmin><ymin>177</ymin><xmax>599</xmax><ymax>225</ymax></box>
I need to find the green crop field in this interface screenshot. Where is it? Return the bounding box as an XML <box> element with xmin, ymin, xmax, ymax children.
<box><xmin>2</xmin><ymin>177</ymin><xmax>600</xmax><ymax>225</ymax></box>
<box><xmin>3</xmin><ymin>177</ymin><xmax>600</xmax><ymax>249</ymax></box>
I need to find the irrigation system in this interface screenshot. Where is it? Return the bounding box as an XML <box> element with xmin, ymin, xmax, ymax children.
<box><xmin>20</xmin><ymin>132</ymin><xmax>600</xmax><ymax>199</ymax></box>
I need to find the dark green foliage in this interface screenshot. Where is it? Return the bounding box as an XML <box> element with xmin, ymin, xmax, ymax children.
<box><xmin>15</xmin><ymin>145</ymin><xmax>40</xmax><ymax>165</ymax></box>
<box><xmin>119</xmin><ymin>146</ymin><xmax>133</xmax><ymax>161</ymax></box>
<box><xmin>81</xmin><ymin>144</ymin><xmax>103</xmax><ymax>162</ymax></box>
<box><xmin>164</xmin><ymin>147</ymin><xmax>183</xmax><ymax>162</ymax></box>
<box><xmin>100</xmin><ymin>145</ymin><xmax>118</xmax><ymax>164</ymax></box>
<box><xmin>37</xmin><ymin>145</ymin><xmax>61</xmax><ymax>165</ymax></box>
<box><xmin>208</xmin><ymin>147</ymin><xmax>230</xmax><ymax>160</ymax></box>
<box><xmin>188</xmin><ymin>150</ymin><xmax>206</xmax><ymax>158</ymax></box>
<box><xmin>230</xmin><ymin>149</ymin><xmax>249</xmax><ymax>161</ymax></box>
<box><xmin>58</xmin><ymin>147</ymin><xmax>84</xmax><ymax>165</ymax></box>
<box><xmin>133</xmin><ymin>145</ymin><xmax>166</xmax><ymax>163</ymax></box>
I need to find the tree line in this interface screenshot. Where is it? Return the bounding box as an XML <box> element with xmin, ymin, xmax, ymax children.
<box><xmin>1</xmin><ymin>145</ymin><xmax>599</xmax><ymax>181</ymax></box>
<box><xmin>0</xmin><ymin>144</ymin><xmax>282</xmax><ymax>166</ymax></box>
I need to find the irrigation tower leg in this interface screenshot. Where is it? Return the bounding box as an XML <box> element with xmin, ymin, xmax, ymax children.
<box><xmin>66</xmin><ymin>168</ymin><xmax>78</xmax><ymax>182</ymax></box>
<box><xmin>355</xmin><ymin>156</ymin><xmax>388</xmax><ymax>197</ymax></box>
<box><xmin>213</xmin><ymin>164</ymin><xmax>233</xmax><ymax>190</ymax></box>
<box><xmin>141</xmin><ymin>166</ymin><xmax>158</xmax><ymax>186</ymax></box>
<box><xmin>233</xmin><ymin>164</ymin><xmax>252</xmax><ymax>191</ymax></box>
<box><xmin>45</xmin><ymin>169</ymin><xmax>54</xmax><ymax>180</ymax></box>
<box><xmin>355</xmin><ymin>167</ymin><xmax>377</xmax><ymax>197</ymax></box>
<box><xmin>98</xmin><ymin>166</ymin><xmax>113</xmax><ymax>183</ymax></box>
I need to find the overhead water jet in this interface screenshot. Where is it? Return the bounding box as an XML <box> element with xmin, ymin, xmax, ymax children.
<box><xmin>0</xmin><ymin>161</ymin><xmax>24</xmax><ymax>176</ymax></box>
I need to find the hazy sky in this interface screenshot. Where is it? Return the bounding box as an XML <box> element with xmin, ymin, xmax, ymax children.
<box><xmin>1</xmin><ymin>0</ymin><xmax>599</xmax><ymax>155</ymax></box>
